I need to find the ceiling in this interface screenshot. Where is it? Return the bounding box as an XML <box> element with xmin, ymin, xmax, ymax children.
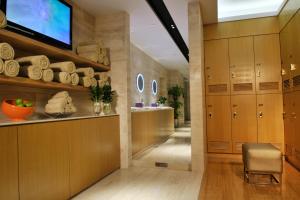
<box><xmin>73</xmin><ymin>0</ymin><xmax>196</xmax><ymax>77</ymax></box>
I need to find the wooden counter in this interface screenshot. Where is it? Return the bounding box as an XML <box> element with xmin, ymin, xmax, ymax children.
<box><xmin>131</xmin><ymin>108</ymin><xmax>174</xmax><ymax>156</ymax></box>
<box><xmin>0</xmin><ymin>115</ymin><xmax>120</xmax><ymax>200</ymax></box>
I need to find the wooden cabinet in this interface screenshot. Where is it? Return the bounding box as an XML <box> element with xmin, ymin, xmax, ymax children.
<box><xmin>231</xmin><ymin>95</ymin><xmax>257</xmax><ymax>153</ymax></box>
<box><xmin>254</xmin><ymin>35</ymin><xmax>282</xmax><ymax>94</ymax></box>
<box><xmin>0</xmin><ymin>127</ymin><xmax>18</xmax><ymax>200</ymax></box>
<box><xmin>18</xmin><ymin>122</ymin><xmax>70</xmax><ymax>200</ymax></box>
<box><xmin>69</xmin><ymin>117</ymin><xmax>120</xmax><ymax>196</ymax></box>
<box><xmin>283</xmin><ymin>92</ymin><xmax>295</xmax><ymax>157</ymax></box>
<box><xmin>257</xmin><ymin>94</ymin><xmax>284</xmax><ymax>151</ymax></box>
<box><xmin>131</xmin><ymin>109</ymin><xmax>174</xmax><ymax>156</ymax></box>
<box><xmin>205</xmin><ymin>39</ymin><xmax>230</xmax><ymax>95</ymax></box>
<box><xmin>229</xmin><ymin>37</ymin><xmax>256</xmax><ymax>95</ymax></box>
<box><xmin>206</xmin><ymin>95</ymin><xmax>232</xmax><ymax>153</ymax></box>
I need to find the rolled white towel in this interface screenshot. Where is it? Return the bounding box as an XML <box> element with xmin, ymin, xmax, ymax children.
<box><xmin>52</xmin><ymin>91</ymin><xmax>69</xmax><ymax>99</ymax></box>
<box><xmin>0</xmin><ymin>58</ymin><xmax>4</xmax><ymax>74</ymax></box>
<box><xmin>16</xmin><ymin>55</ymin><xmax>50</xmax><ymax>70</ymax></box>
<box><xmin>45</xmin><ymin>103</ymin><xmax>65</xmax><ymax>114</ymax></box>
<box><xmin>50</xmin><ymin>61</ymin><xmax>76</xmax><ymax>73</ymax></box>
<box><xmin>76</xmin><ymin>67</ymin><xmax>95</xmax><ymax>78</ymax></box>
<box><xmin>79</xmin><ymin>76</ymin><xmax>92</xmax><ymax>87</ymax></box>
<box><xmin>70</xmin><ymin>73</ymin><xmax>80</xmax><ymax>86</ymax></box>
<box><xmin>42</xmin><ymin>69</ymin><xmax>54</xmax><ymax>82</ymax></box>
<box><xmin>19</xmin><ymin>65</ymin><xmax>43</xmax><ymax>80</ymax></box>
<box><xmin>48</xmin><ymin>97</ymin><xmax>68</xmax><ymax>106</ymax></box>
<box><xmin>53</xmin><ymin>72</ymin><xmax>71</xmax><ymax>84</ymax></box>
<box><xmin>90</xmin><ymin>77</ymin><xmax>97</xmax><ymax>87</ymax></box>
<box><xmin>4</xmin><ymin>60</ymin><xmax>19</xmax><ymax>77</ymax></box>
<box><xmin>0</xmin><ymin>43</ymin><xmax>15</xmax><ymax>60</ymax></box>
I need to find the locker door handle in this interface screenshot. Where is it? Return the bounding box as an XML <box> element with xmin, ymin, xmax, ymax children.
<box><xmin>257</xmin><ymin>70</ymin><xmax>261</xmax><ymax>77</ymax></box>
<box><xmin>258</xmin><ymin>111</ymin><xmax>263</xmax><ymax>118</ymax></box>
<box><xmin>208</xmin><ymin>112</ymin><xmax>213</xmax><ymax>119</ymax></box>
<box><xmin>233</xmin><ymin>112</ymin><xmax>238</xmax><ymax>119</ymax></box>
<box><xmin>231</xmin><ymin>72</ymin><xmax>236</xmax><ymax>78</ymax></box>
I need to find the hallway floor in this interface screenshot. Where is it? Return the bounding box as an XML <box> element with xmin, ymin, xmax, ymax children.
<box><xmin>132</xmin><ymin>126</ymin><xmax>191</xmax><ymax>171</ymax></box>
<box><xmin>72</xmin><ymin>166</ymin><xmax>201</xmax><ymax>200</ymax></box>
<box><xmin>200</xmin><ymin>158</ymin><xmax>300</xmax><ymax>200</ymax></box>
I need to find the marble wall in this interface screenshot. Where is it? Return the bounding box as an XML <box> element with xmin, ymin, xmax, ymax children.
<box><xmin>130</xmin><ymin>44</ymin><xmax>168</xmax><ymax>107</ymax></box>
<box><xmin>95</xmin><ymin>12</ymin><xmax>131</xmax><ymax>168</ymax></box>
<box><xmin>188</xmin><ymin>1</ymin><xmax>207</xmax><ymax>174</ymax></box>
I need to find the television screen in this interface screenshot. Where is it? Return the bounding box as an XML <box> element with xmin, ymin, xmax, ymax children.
<box><xmin>3</xmin><ymin>0</ymin><xmax>72</xmax><ymax>49</ymax></box>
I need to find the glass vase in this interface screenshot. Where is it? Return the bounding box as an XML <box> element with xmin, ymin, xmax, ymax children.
<box><xmin>93</xmin><ymin>101</ymin><xmax>101</xmax><ymax>115</ymax></box>
<box><xmin>103</xmin><ymin>102</ymin><xmax>112</xmax><ymax>115</ymax></box>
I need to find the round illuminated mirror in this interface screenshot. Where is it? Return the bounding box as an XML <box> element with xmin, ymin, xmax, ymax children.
<box><xmin>152</xmin><ymin>80</ymin><xmax>157</xmax><ymax>95</ymax></box>
<box><xmin>136</xmin><ymin>73</ymin><xmax>144</xmax><ymax>93</ymax></box>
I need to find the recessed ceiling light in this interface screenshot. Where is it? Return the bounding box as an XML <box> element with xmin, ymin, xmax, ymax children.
<box><xmin>171</xmin><ymin>24</ymin><xmax>175</xmax><ymax>29</ymax></box>
<box><xmin>218</xmin><ymin>0</ymin><xmax>287</xmax><ymax>22</ymax></box>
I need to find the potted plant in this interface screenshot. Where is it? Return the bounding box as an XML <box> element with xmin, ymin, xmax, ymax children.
<box><xmin>102</xmin><ymin>84</ymin><xmax>116</xmax><ymax>115</ymax></box>
<box><xmin>157</xmin><ymin>96</ymin><xmax>167</xmax><ymax>107</ymax></box>
<box><xmin>168</xmin><ymin>85</ymin><xmax>184</xmax><ymax>128</ymax></box>
<box><xmin>90</xmin><ymin>85</ymin><xmax>103</xmax><ymax>115</ymax></box>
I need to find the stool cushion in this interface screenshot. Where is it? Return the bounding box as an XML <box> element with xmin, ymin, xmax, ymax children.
<box><xmin>242</xmin><ymin>143</ymin><xmax>282</xmax><ymax>173</ymax></box>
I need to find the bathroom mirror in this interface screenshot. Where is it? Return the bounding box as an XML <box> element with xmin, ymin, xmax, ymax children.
<box><xmin>152</xmin><ymin>80</ymin><xmax>158</xmax><ymax>95</ymax></box>
<box><xmin>136</xmin><ymin>73</ymin><xmax>144</xmax><ymax>93</ymax></box>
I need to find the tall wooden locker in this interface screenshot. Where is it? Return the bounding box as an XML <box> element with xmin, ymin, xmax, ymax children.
<box><xmin>293</xmin><ymin>91</ymin><xmax>300</xmax><ymax>166</ymax></box>
<box><xmin>229</xmin><ymin>37</ymin><xmax>256</xmax><ymax>95</ymax></box>
<box><xmin>206</xmin><ymin>95</ymin><xmax>232</xmax><ymax>153</ymax></box>
<box><xmin>280</xmin><ymin>27</ymin><xmax>292</xmax><ymax>92</ymax></box>
<box><xmin>254</xmin><ymin>34</ymin><xmax>282</xmax><ymax>94</ymax></box>
<box><xmin>205</xmin><ymin>39</ymin><xmax>230</xmax><ymax>95</ymax></box>
<box><xmin>231</xmin><ymin>95</ymin><xmax>257</xmax><ymax>153</ymax></box>
<box><xmin>257</xmin><ymin>94</ymin><xmax>284</xmax><ymax>151</ymax></box>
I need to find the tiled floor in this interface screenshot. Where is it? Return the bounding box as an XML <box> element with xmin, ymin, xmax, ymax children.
<box><xmin>132</xmin><ymin>126</ymin><xmax>191</xmax><ymax>171</ymax></box>
<box><xmin>72</xmin><ymin>166</ymin><xmax>201</xmax><ymax>200</ymax></box>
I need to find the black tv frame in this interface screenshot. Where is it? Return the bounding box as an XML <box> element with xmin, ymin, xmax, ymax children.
<box><xmin>0</xmin><ymin>0</ymin><xmax>73</xmax><ymax>50</ymax></box>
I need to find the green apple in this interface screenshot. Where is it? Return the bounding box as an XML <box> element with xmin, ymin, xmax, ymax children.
<box><xmin>15</xmin><ymin>98</ymin><xmax>23</xmax><ymax>105</ymax></box>
<box><xmin>25</xmin><ymin>102</ymin><xmax>33</xmax><ymax>107</ymax></box>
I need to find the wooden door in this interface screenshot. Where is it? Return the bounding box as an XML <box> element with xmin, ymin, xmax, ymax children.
<box><xmin>18</xmin><ymin>122</ymin><xmax>70</xmax><ymax>200</ymax></box>
<box><xmin>257</xmin><ymin>94</ymin><xmax>284</xmax><ymax>151</ymax></box>
<box><xmin>0</xmin><ymin>127</ymin><xmax>18</xmax><ymax>200</ymax></box>
<box><xmin>231</xmin><ymin>95</ymin><xmax>257</xmax><ymax>153</ymax></box>
<box><xmin>229</xmin><ymin>37</ymin><xmax>256</xmax><ymax>95</ymax></box>
<box><xmin>254</xmin><ymin>34</ymin><xmax>282</xmax><ymax>94</ymax></box>
<box><xmin>206</xmin><ymin>95</ymin><xmax>232</xmax><ymax>153</ymax></box>
<box><xmin>280</xmin><ymin>26</ymin><xmax>292</xmax><ymax>92</ymax></box>
<box><xmin>283</xmin><ymin>92</ymin><xmax>295</xmax><ymax>157</ymax></box>
<box><xmin>205</xmin><ymin>39</ymin><xmax>230</xmax><ymax>95</ymax></box>
<box><xmin>293</xmin><ymin>91</ymin><xmax>300</xmax><ymax>166</ymax></box>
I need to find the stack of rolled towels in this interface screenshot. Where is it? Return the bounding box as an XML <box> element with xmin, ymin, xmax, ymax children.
<box><xmin>76</xmin><ymin>67</ymin><xmax>96</xmax><ymax>87</ymax></box>
<box><xmin>0</xmin><ymin>42</ymin><xmax>20</xmax><ymax>77</ymax></box>
<box><xmin>45</xmin><ymin>91</ymin><xmax>77</xmax><ymax>114</ymax></box>
<box><xmin>94</xmin><ymin>72</ymin><xmax>111</xmax><ymax>87</ymax></box>
<box><xmin>77</xmin><ymin>42</ymin><xmax>110</xmax><ymax>66</ymax></box>
<box><xmin>16</xmin><ymin>55</ymin><xmax>54</xmax><ymax>81</ymax></box>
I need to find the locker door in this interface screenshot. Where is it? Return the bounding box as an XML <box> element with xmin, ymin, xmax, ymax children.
<box><xmin>257</xmin><ymin>94</ymin><xmax>284</xmax><ymax>152</ymax></box>
<box><xmin>205</xmin><ymin>39</ymin><xmax>230</xmax><ymax>95</ymax></box>
<box><xmin>229</xmin><ymin>37</ymin><xmax>256</xmax><ymax>95</ymax></box>
<box><xmin>254</xmin><ymin>34</ymin><xmax>282</xmax><ymax>94</ymax></box>
<box><xmin>293</xmin><ymin>91</ymin><xmax>300</xmax><ymax>166</ymax></box>
<box><xmin>290</xmin><ymin>13</ymin><xmax>300</xmax><ymax>91</ymax></box>
<box><xmin>206</xmin><ymin>96</ymin><xmax>232</xmax><ymax>153</ymax></box>
<box><xmin>283</xmin><ymin>92</ymin><xmax>295</xmax><ymax>157</ymax></box>
<box><xmin>231</xmin><ymin>95</ymin><xmax>257</xmax><ymax>153</ymax></box>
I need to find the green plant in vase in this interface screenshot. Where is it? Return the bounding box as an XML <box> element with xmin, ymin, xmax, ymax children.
<box><xmin>102</xmin><ymin>84</ymin><xmax>116</xmax><ymax>115</ymax></box>
<box><xmin>168</xmin><ymin>85</ymin><xmax>184</xmax><ymax>127</ymax></box>
<box><xmin>90</xmin><ymin>85</ymin><xmax>103</xmax><ymax>115</ymax></box>
<box><xmin>157</xmin><ymin>96</ymin><xmax>167</xmax><ymax>107</ymax></box>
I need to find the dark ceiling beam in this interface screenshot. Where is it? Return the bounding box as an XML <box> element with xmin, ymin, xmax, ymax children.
<box><xmin>146</xmin><ymin>0</ymin><xmax>189</xmax><ymax>62</ymax></box>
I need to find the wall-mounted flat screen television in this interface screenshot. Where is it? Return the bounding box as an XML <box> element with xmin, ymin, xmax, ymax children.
<box><xmin>0</xmin><ymin>0</ymin><xmax>72</xmax><ymax>49</ymax></box>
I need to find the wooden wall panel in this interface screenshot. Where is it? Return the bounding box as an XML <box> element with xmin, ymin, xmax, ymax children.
<box><xmin>278</xmin><ymin>0</ymin><xmax>300</xmax><ymax>31</ymax></box>
<box><xmin>204</xmin><ymin>17</ymin><xmax>279</xmax><ymax>40</ymax></box>
<box><xmin>0</xmin><ymin>127</ymin><xmax>18</xmax><ymax>200</ymax></box>
<box><xmin>18</xmin><ymin>122</ymin><xmax>70</xmax><ymax>200</ymax></box>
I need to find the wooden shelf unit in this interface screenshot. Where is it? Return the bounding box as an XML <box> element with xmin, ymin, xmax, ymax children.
<box><xmin>0</xmin><ymin>29</ymin><xmax>110</xmax><ymax>72</ymax></box>
<box><xmin>0</xmin><ymin>75</ymin><xmax>88</xmax><ymax>92</ymax></box>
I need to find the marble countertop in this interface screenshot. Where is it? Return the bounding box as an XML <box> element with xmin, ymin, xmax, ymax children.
<box><xmin>0</xmin><ymin>113</ymin><xmax>119</xmax><ymax>127</ymax></box>
<box><xmin>131</xmin><ymin>106</ymin><xmax>173</xmax><ymax>112</ymax></box>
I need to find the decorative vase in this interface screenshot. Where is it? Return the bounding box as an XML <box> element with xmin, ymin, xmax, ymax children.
<box><xmin>159</xmin><ymin>103</ymin><xmax>165</xmax><ymax>107</ymax></box>
<box><xmin>93</xmin><ymin>101</ymin><xmax>101</xmax><ymax>115</ymax></box>
<box><xmin>103</xmin><ymin>102</ymin><xmax>112</xmax><ymax>115</ymax></box>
